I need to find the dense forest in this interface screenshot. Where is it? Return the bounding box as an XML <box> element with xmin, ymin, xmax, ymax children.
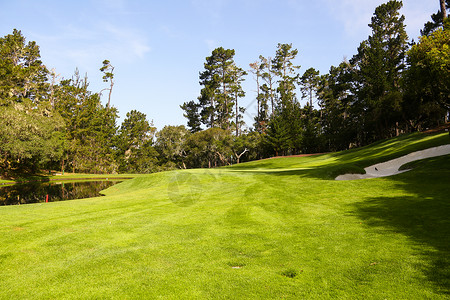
<box><xmin>0</xmin><ymin>0</ymin><xmax>449</xmax><ymax>178</ymax></box>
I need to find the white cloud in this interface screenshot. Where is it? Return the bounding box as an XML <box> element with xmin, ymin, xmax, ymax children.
<box><xmin>29</xmin><ymin>20</ymin><xmax>151</xmax><ymax>85</ymax></box>
<box><xmin>100</xmin><ymin>22</ymin><xmax>151</xmax><ymax>59</ymax></box>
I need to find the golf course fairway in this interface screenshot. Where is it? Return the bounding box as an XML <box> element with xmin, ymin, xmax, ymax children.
<box><xmin>1</xmin><ymin>132</ymin><xmax>449</xmax><ymax>299</ymax></box>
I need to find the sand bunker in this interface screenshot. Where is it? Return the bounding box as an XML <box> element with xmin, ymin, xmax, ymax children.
<box><xmin>335</xmin><ymin>144</ymin><xmax>450</xmax><ymax>181</ymax></box>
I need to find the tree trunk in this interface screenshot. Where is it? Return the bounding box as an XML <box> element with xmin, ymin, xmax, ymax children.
<box><xmin>222</xmin><ymin>66</ymin><xmax>229</xmax><ymax>130</ymax></box>
<box><xmin>234</xmin><ymin>148</ymin><xmax>248</xmax><ymax>164</ymax></box>
<box><xmin>441</xmin><ymin>0</ymin><xmax>447</xmax><ymax>19</ymax></box>
<box><xmin>256</xmin><ymin>74</ymin><xmax>260</xmax><ymax>125</ymax></box>
<box><xmin>270</xmin><ymin>85</ymin><xmax>275</xmax><ymax>117</ymax></box>
<box><xmin>235</xmin><ymin>93</ymin><xmax>239</xmax><ymax>136</ymax></box>
<box><xmin>107</xmin><ymin>84</ymin><xmax>113</xmax><ymax>109</ymax></box>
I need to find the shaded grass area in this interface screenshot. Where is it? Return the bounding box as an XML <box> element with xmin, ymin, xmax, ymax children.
<box><xmin>352</xmin><ymin>155</ymin><xmax>450</xmax><ymax>295</ymax></box>
<box><xmin>230</xmin><ymin>132</ymin><xmax>450</xmax><ymax>179</ymax></box>
<box><xmin>0</xmin><ymin>132</ymin><xmax>449</xmax><ymax>298</ymax></box>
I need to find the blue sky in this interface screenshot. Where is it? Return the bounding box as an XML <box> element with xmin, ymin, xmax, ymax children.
<box><xmin>0</xmin><ymin>0</ymin><xmax>439</xmax><ymax>130</ymax></box>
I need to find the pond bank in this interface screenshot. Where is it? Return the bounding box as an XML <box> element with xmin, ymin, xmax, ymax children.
<box><xmin>0</xmin><ymin>179</ymin><xmax>125</xmax><ymax>206</ymax></box>
<box><xmin>0</xmin><ymin>174</ymin><xmax>137</xmax><ymax>186</ymax></box>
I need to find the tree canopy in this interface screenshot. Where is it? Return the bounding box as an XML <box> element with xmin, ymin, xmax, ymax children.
<box><xmin>1</xmin><ymin>0</ymin><xmax>449</xmax><ymax>177</ymax></box>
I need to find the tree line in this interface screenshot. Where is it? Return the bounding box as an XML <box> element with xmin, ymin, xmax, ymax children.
<box><xmin>0</xmin><ymin>0</ymin><xmax>449</xmax><ymax>178</ymax></box>
<box><xmin>182</xmin><ymin>0</ymin><xmax>449</xmax><ymax>155</ymax></box>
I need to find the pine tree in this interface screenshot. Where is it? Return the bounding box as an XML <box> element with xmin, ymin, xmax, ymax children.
<box><xmin>300</xmin><ymin>67</ymin><xmax>320</xmax><ymax>110</ymax></box>
<box><xmin>116</xmin><ymin>110</ymin><xmax>157</xmax><ymax>173</ymax></box>
<box><xmin>99</xmin><ymin>59</ymin><xmax>114</xmax><ymax>109</ymax></box>
<box><xmin>264</xmin><ymin>113</ymin><xmax>291</xmax><ymax>156</ymax></box>
<box><xmin>180</xmin><ymin>100</ymin><xmax>202</xmax><ymax>132</ymax></box>
<box><xmin>230</xmin><ymin>64</ymin><xmax>247</xmax><ymax>136</ymax></box>
<box><xmin>259</xmin><ymin>55</ymin><xmax>277</xmax><ymax>117</ymax></box>
<box><xmin>352</xmin><ymin>0</ymin><xmax>409</xmax><ymax>142</ymax></box>
<box><xmin>317</xmin><ymin>61</ymin><xmax>357</xmax><ymax>151</ymax></box>
<box><xmin>272</xmin><ymin>43</ymin><xmax>300</xmax><ymax>110</ymax></box>
<box><xmin>250</xmin><ymin>60</ymin><xmax>270</xmax><ymax>133</ymax></box>
<box><xmin>55</xmin><ymin>70</ymin><xmax>118</xmax><ymax>174</ymax></box>
<box><xmin>183</xmin><ymin>47</ymin><xmax>246</xmax><ymax>132</ymax></box>
<box><xmin>404</xmin><ymin>29</ymin><xmax>450</xmax><ymax>128</ymax></box>
<box><xmin>199</xmin><ymin>47</ymin><xmax>235</xmax><ymax>129</ymax></box>
<box><xmin>421</xmin><ymin>0</ymin><xmax>449</xmax><ymax>36</ymax></box>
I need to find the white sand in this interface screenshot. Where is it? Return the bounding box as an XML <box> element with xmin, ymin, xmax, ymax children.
<box><xmin>335</xmin><ymin>144</ymin><xmax>450</xmax><ymax>181</ymax></box>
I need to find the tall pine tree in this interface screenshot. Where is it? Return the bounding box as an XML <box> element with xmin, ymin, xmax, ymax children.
<box><xmin>352</xmin><ymin>0</ymin><xmax>408</xmax><ymax>142</ymax></box>
<box><xmin>182</xmin><ymin>47</ymin><xmax>246</xmax><ymax>133</ymax></box>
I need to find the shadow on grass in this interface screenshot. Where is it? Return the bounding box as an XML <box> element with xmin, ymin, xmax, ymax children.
<box><xmin>228</xmin><ymin>132</ymin><xmax>450</xmax><ymax>180</ymax></box>
<box><xmin>228</xmin><ymin>163</ymin><xmax>365</xmax><ymax>181</ymax></box>
<box><xmin>352</xmin><ymin>156</ymin><xmax>450</xmax><ymax>295</ymax></box>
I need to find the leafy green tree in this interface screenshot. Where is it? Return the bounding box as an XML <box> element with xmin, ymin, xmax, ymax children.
<box><xmin>122</xmin><ymin>140</ymin><xmax>159</xmax><ymax>174</ymax></box>
<box><xmin>116</xmin><ymin>110</ymin><xmax>157</xmax><ymax>173</ymax></box>
<box><xmin>55</xmin><ymin>70</ymin><xmax>118</xmax><ymax>174</ymax></box>
<box><xmin>0</xmin><ymin>29</ymin><xmax>49</xmax><ymax>106</ymax></box>
<box><xmin>232</xmin><ymin>131</ymin><xmax>263</xmax><ymax>163</ymax></box>
<box><xmin>404</xmin><ymin>28</ymin><xmax>450</xmax><ymax>128</ymax></box>
<box><xmin>0</xmin><ymin>105</ymin><xmax>65</xmax><ymax>176</ymax></box>
<box><xmin>155</xmin><ymin>125</ymin><xmax>190</xmax><ymax>169</ymax></box>
<box><xmin>184</xmin><ymin>128</ymin><xmax>232</xmax><ymax>168</ymax></box>
<box><xmin>0</xmin><ymin>29</ymin><xmax>65</xmax><ymax>177</ymax></box>
<box><xmin>231</xmin><ymin>135</ymin><xmax>249</xmax><ymax>164</ymax></box>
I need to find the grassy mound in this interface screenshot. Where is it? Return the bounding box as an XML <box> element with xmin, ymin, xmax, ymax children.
<box><xmin>0</xmin><ymin>132</ymin><xmax>449</xmax><ymax>298</ymax></box>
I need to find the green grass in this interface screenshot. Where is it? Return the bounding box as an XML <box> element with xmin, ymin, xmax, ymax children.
<box><xmin>0</xmin><ymin>179</ymin><xmax>13</xmax><ymax>184</ymax></box>
<box><xmin>0</xmin><ymin>132</ymin><xmax>449</xmax><ymax>299</ymax></box>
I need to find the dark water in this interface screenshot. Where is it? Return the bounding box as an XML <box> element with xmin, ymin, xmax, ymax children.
<box><xmin>0</xmin><ymin>180</ymin><xmax>122</xmax><ymax>206</ymax></box>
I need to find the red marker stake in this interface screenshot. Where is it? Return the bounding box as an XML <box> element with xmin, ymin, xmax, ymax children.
<box><xmin>46</xmin><ymin>195</ymin><xmax>48</xmax><ymax>203</ymax></box>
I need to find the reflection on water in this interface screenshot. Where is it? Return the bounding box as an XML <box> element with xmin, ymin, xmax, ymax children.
<box><xmin>0</xmin><ymin>180</ymin><xmax>122</xmax><ymax>206</ymax></box>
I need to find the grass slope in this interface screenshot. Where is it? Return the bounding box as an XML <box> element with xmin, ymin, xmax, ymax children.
<box><xmin>0</xmin><ymin>133</ymin><xmax>449</xmax><ymax>299</ymax></box>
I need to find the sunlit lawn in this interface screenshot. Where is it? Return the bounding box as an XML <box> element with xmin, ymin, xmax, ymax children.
<box><xmin>0</xmin><ymin>132</ymin><xmax>449</xmax><ymax>299</ymax></box>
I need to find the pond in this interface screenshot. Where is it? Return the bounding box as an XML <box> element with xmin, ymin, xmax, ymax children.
<box><xmin>0</xmin><ymin>180</ymin><xmax>123</xmax><ymax>206</ymax></box>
